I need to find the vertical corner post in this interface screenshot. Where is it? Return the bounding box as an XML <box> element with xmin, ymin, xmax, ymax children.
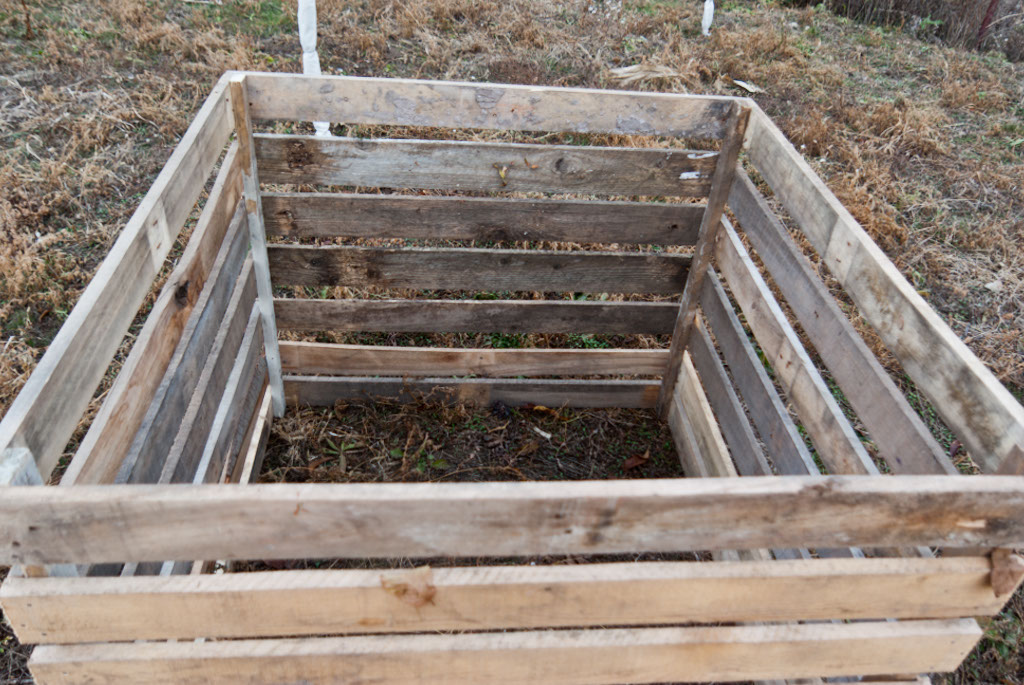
<box><xmin>228</xmin><ymin>75</ymin><xmax>286</xmax><ymax>417</ymax></box>
<box><xmin>657</xmin><ymin>101</ymin><xmax>751</xmax><ymax>417</ymax></box>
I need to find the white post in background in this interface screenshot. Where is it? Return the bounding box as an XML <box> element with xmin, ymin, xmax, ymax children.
<box><xmin>298</xmin><ymin>0</ymin><xmax>330</xmax><ymax>136</ymax></box>
<box><xmin>701</xmin><ymin>0</ymin><xmax>714</xmax><ymax>35</ymax></box>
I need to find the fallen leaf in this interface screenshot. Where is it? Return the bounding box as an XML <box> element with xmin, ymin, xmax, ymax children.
<box><xmin>623</xmin><ymin>449</ymin><xmax>651</xmax><ymax>471</ymax></box>
<box><xmin>381</xmin><ymin>566</ymin><xmax>436</xmax><ymax>607</ymax></box>
<box><xmin>731</xmin><ymin>78</ymin><xmax>764</xmax><ymax>93</ymax></box>
<box><xmin>515</xmin><ymin>440</ymin><xmax>540</xmax><ymax>457</ymax></box>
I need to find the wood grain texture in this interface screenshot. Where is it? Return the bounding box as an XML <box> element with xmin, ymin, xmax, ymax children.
<box><xmin>160</xmin><ymin>264</ymin><xmax>257</xmax><ymax>485</ymax></box>
<box><xmin>262</xmin><ymin>193</ymin><xmax>705</xmax><ymax>244</ymax></box>
<box><xmin>115</xmin><ymin>207</ymin><xmax>249</xmax><ymax>485</ymax></box>
<box><xmin>689</xmin><ymin>317</ymin><xmax>772</xmax><ymax>477</ymax></box>
<box><xmin>280</xmin><ymin>343</ymin><xmax>669</xmax><ymax>377</ymax></box>
<box><xmin>243</xmin><ymin>71</ymin><xmax>737</xmax><ymax>139</ymax></box>
<box><xmin>27</xmin><ymin>620</ymin><xmax>980</xmax><ymax>684</ymax></box>
<box><xmin>230</xmin><ymin>75</ymin><xmax>285</xmax><ymax>416</ymax></box>
<box><xmin>674</xmin><ymin>353</ymin><xmax>736</xmax><ymax>479</ymax></box>
<box><xmin>745</xmin><ymin>105</ymin><xmax>1024</xmax><ymax>473</ymax></box>
<box><xmin>275</xmin><ymin>298</ymin><xmax>678</xmax><ymax>334</ymax></box>
<box><xmin>268</xmin><ymin>245</ymin><xmax>691</xmax><ymax>294</ymax></box>
<box><xmin>2</xmin><ymin>476</ymin><xmax>1024</xmax><ymax>565</ymax></box>
<box><xmin>284</xmin><ymin>376</ymin><xmax>659</xmax><ymax>409</ymax></box>
<box><xmin>658</xmin><ymin>103</ymin><xmax>750</xmax><ymax>413</ymax></box>
<box><xmin>233</xmin><ymin>388</ymin><xmax>273</xmax><ymax>486</ymax></box>
<box><xmin>729</xmin><ymin>171</ymin><xmax>954</xmax><ymax>476</ymax></box>
<box><xmin>63</xmin><ymin>144</ymin><xmax>243</xmax><ymax>487</ymax></box>
<box><xmin>194</xmin><ymin>309</ymin><xmax>266</xmax><ymax>485</ymax></box>
<box><xmin>255</xmin><ymin>134</ymin><xmax>716</xmax><ymax>197</ymax></box>
<box><xmin>699</xmin><ymin>272</ymin><xmax>818</xmax><ymax>477</ymax></box>
<box><xmin>715</xmin><ymin>219</ymin><xmax>877</xmax><ymax>477</ymax></box>
<box><xmin>0</xmin><ymin>73</ymin><xmax>234</xmax><ymax>483</ymax></box>
<box><xmin>0</xmin><ymin>557</ymin><xmax>1002</xmax><ymax>644</ymax></box>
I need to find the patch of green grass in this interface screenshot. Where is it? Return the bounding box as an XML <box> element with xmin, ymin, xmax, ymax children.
<box><xmin>487</xmin><ymin>333</ymin><xmax>524</xmax><ymax>349</ymax></box>
<box><xmin>199</xmin><ymin>0</ymin><xmax>294</xmax><ymax>38</ymax></box>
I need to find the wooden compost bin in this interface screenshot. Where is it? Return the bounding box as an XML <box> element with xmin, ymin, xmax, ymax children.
<box><xmin>2</xmin><ymin>71</ymin><xmax>1024</xmax><ymax>685</ymax></box>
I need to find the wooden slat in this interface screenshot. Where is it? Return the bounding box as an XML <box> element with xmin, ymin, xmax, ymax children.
<box><xmin>675</xmin><ymin>353</ymin><xmax>736</xmax><ymax>479</ymax></box>
<box><xmin>2</xmin><ymin>476</ymin><xmax>1024</xmax><ymax>565</ymax></box>
<box><xmin>280</xmin><ymin>343</ymin><xmax>669</xmax><ymax>377</ymax></box>
<box><xmin>0</xmin><ymin>73</ymin><xmax>234</xmax><ymax>482</ymax></box>
<box><xmin>275</xmin><ymin>298</ymin><xmax>678</xmax><ymax>334</ymax></box>
<box><xmin>63</xmin><ymin>143</ymin><xmax>244</xmax><ymax>486</ymax></box>
<box><xmin>689</xmin><ymin>317</ymin><xmax>772</xmax><ymax>477</ymax></box>
<box><xmin>267</xmin><ymin>245</ymin><xmax>691</xmax><ymax>294</ymax></box>
<box><xmin>699</xmin><ymin>272</ymin><xmax>818</xmax><ymax>477</ymax></box>
<box><xmin>233</xmin><ymin>388</ymin><xmax>273</xmax><ymax>486</ymax></box>
<box><xmin>729</xmin><ymin>171</ymin><xmax>954</xmax><ymax>476</ymax></box>
<box><xmin>256</xmin><ymin>134</ymin><xmax>716</xmax><ymax>197</ymax></box>
<box><xmin>194</xmin><ymin>309</ymin><xmax>267</xmax><ymax>485</ymax></box>
<box><xmin>161</xmin><ymin>264</ymin><xmax>257</xmax><ymax>485</ymax></box>
<box><xmin>27</xmin><ymin>620</ymin><xmax>980</xmax><ymax>684</ymax></box>
<box><xmin>284</xmin><ymin>376</ymin><xmax>659</xmax><ymax>409</ymax></box>
<box><xmin>115</xmin><ymin>207</ymin><xmax>249</xmax><ymax>485</ymax></box>
<box><xmin>745</xmin><ymin>106</ymin><xmax>1024</xmax><ymax>473</ymax></box>
<box><xmin>658</xmin><ymin>103</ymin><xmax>750</xmax><ymax>413</ymax></box>
<box><xmin>243</xmin><ymin>71</ymin><xmax>736</xmax><ymax>139</ymax></box>
<box><xmin>715</xmin><ymin>219</ymin><xmax>877</xmax><ymax>476</ymax></box>
<box><xmin>230</xmin><ymin>75</ymin><xmax>285</xmax><ymax>416</ymax></box>
<box><xmin>0</xmin><ymin>557</ymin><xmax>1003</xmax><ymax>644</ymax></box>
<box><xmin>262</xmin><ymin>193</ymin><xmax>705</xmax><ymax>244</ymax></box>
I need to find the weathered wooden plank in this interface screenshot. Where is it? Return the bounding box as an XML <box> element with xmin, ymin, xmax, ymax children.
<box><xmin>658</xmin><ymin>103</ymin><xmax>750</xmax><ymax>413</ymax></box>
<box><xmin>676</xmin><ymin>353</ymin><xmax>737</xmax><ymax>479</ymax></box>
<box><xmin>284</xmin><ymin>376</ymin><xmax>659</xmax><ymax>409</ymax></box>
<box><xmin>745</xmin><ymin>106</ymin><xmax>1024</xmax><ymax>473</ymax></box>
<box><xmin>715</xmin><ymin>219</ymin><xmax>877</xmax><ymax>477</ymax></box>
<box><xmin>256</xmin><ymin>135</ymin><xmax>717</xmax><ymax>197</ymax></box>
<box><xmin>2</xmin><ymin>476</ymin><xmax>1024</xmax><ymax>565</ymax></box>
<box><xmin>729</xmin><ymin>171</ymin><xmax>954</xmax><ymax>476</ymax></box>
<box><xmin>115</xmin><ymin>206</ymin><xmax>249</xmax><ymax>485</ymax></box>
<box><xmin>699</xmin><ymin>272</ymin><xmax>818</xmax><ymax>477</ymax></box>
<box><xmin>689</xmin><ymin>318</ymin><xmax>772</xmax><ymax>477</ymax></box>
<box><xmin>0</xmin><ymin>557</ymin><xmax>1003</xmax><ymax>644</ymax></box>
<box><xmin>233</xmin><ymin>388</ymin><xmax>273</xmax><ymax>486</ymax></box>
<box><xmin>63</xmin><ymin>144</ymin><xmax>244</xmax><ymax>487</ymax></box>
<box><xmin>262</xmin><ymin>193</ymin><xmax>705</xmax><ymax>244</ymax></box>
<box><xmin>275</xmin><ymin>298</ymin><xmax>678</xmax><ymax>334</ymax></box>
<box><xmin>27</xmin><ymin>620</ymin><xmax>980</xmax><ymax>685</ymax></box>
<box><xmin>268</xmin><ymin>245</ymin><xmax>691</xmax><ymax>294</ymax></box>
<box><xmin>161</xmin><ymin>264</ymin><xmax>257</xmax><ymax>485</ymax></box>
<box><xmin>243</xmin><ymin>72</ymin><xmax>737</xmax><ymax>139</ymax></box>
<box><xmin>230</xmin><ymin>75</ymin><xmax>285</xmax><ymax>417</ymax></box>
<box><xmin>194</xmin><ymin>310</ymin><xmax>266</xmax><ymax>485</ymax></box>
<box><xmin>0</xmin><ymin>74</ymin><xmax>234</xmax><ymax>483</ymax></box>
<box><xmin>279</xmin><ymin>343</ymin><xmax>669</xmax><ymax>377</ymax></box>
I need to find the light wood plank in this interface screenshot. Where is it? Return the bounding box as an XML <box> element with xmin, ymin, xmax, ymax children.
<box><xmin>0</xmin><ymin>557</ymin><xmax>1003</xmax><ymax>644</ymax></box>
<box><xmin>115</xmin><ymin>207</ymin><xmax>249</xmax><ymax>485</ymax></box>
<box><xmin>689</xmin><ymin>317</ymin><xmax>772</xmax><ymax>477</ymax></box>
<box><xmin>275</xmin><ymin>298</ymin><xmax>678</xmax><ymax>334</ymax></box>
<box><xmin>745</xmin><ymin>105</ymin><xmax>1024</xmax><ymax>473</ymax></box>
<box><xmin>267</xmin><ymin>245</ymin><xmax>691</xmax><ymax>294</ymax></box>
<box><xmin>729</xmin><ymin>170</ymin><xmax>954</xmax><ymax>476</ymax></box>
<box><xmin>699</xmin><ymin>272</ymin><xmax>818</xmax><ymax>477</ymax></box>
<box><xmin>243</xmin><ymin>71</ymin><xmax>736</xmax><ymax>139</ymax></box>
<box><xmin>194</xmin><ymin>308</ymin><xmax>267</xmax><ymax>485</ymax></box>
<box><xmin>676</xmin><ymin>353</ymin><xmax>736</xmax><ymax>478</ymax></box>
<box><xmin>2</xmin><ymin>476</ymin><xmax>1024</xmax><ymax>565</ymax></box>
<box><xmin>715</xmin><ymin>219</ymin><xmax>877</xmax><ymax>476</ymax></box>
<box><xmin>234</xmin><ymin>388</ymin><xmax>273</xmax><ymax>486</ymax></box>
<box><xmin>280</xmin><ymin>343</ymin><xmax>669</xmax><ymax>377</ymax></box>
<box><xmin>256</xmin><ymin>134</ymin><xmax>717</xmax><ymax>197</ymax></box>
<box><xmin>262</xmin><ymin>193</ymin><xmax>705</xmax><ymax>244</ymax></box>
<box><xmin>27</xmin><ymin>620</ymin><xmax>980</xmax><ymax>684</ymax></box>
<box><xmin>230</xmin><ymin>74</ymin><xmax>285</xmax><ymax>416</ymax></box>
<box><xmin>160</xmin><ymin>264</ymin><xmax>257</xmax><ymax>485</ymax></box>
<box><xmin>63</xmin><ymin>143</ymin><xmax>244</xmax><ymax>486</ymax></box>
<box><xmin>658</xmin><ymin>103</ymin><xmax>750</xmax><ymax>413</ymax></box>
<box><xmin>0</xmin><ymin>73</ymin><xmax>234</xmax><ymax>482</ymax></box>
<box><xmin>285</xmin><ymin>376</ymin><xmax>659</xmax><ymax>409</ymax></box>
